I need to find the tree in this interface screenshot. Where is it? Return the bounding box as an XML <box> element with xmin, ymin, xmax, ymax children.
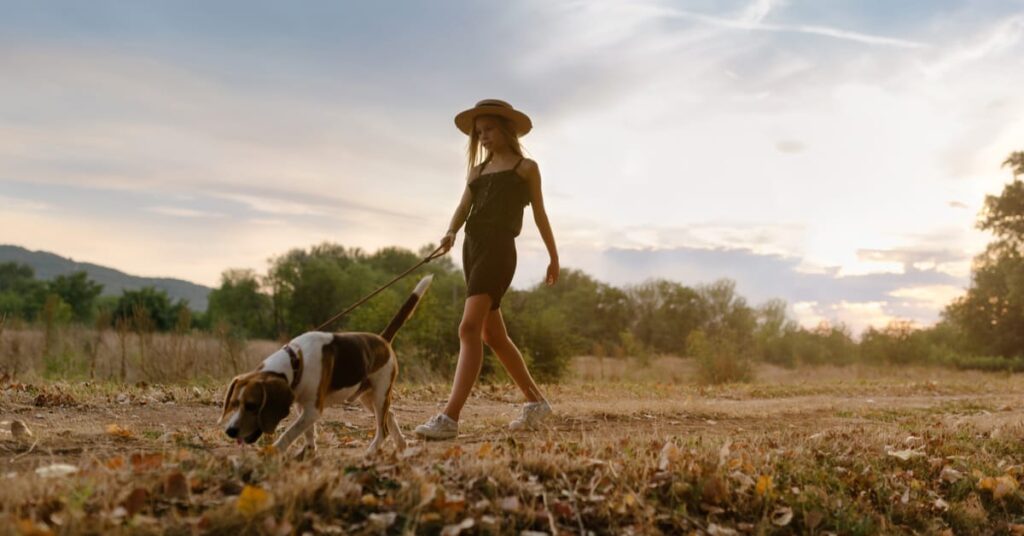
<box><xmin>47</xmin><ymin>271</ymin><xmax>103</xmax><ymax>322</ymax></box>
<box><xmin>113</xmin><ymin>287</ymin><xmax>186</xmax><ymax>332</ymax></box>
<box><xmin>0</xmin><ymin>262</ymin><xmax>46</xmax><ymax>320</ymax></box>
<box><xmin>207</xmin><ymin>269</ymin><xmax>272</xmax><ymax>338</ymax></box>
<box><xmin>628</xmin><ymin>279</ymin><xmax>704</xmax><ymax>355</ymax></box>
<box><xmin>944</xmin><ymin>150</ymin><xmax>1024</xmax><ymax>357</ymax></box>
<box><xmin>1004</xmin><ymin>151</ymin><xmax>1024</xmax><ymax>178</ymax></box>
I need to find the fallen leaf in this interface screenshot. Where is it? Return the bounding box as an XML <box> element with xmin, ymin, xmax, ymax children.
<box><xmin>400</xmin><ymin>446</ymin><xmax>423</xmax><ymax>459</ymax></box>
<box><xmin>441</xmin><ymin>445</ymin><xmax>463</xmax><ymax>459</ymax></box>
<box><xmin>122</xmin><ymin>488</ymin><xmax>149</xmax><ymax>516</ymax></box>
<box><xmin>771</xmin><ymin>506</ymin><xmax>793</xmax><ymax>527</ymax></box>
<box><xmin>933</xmin><ymin>498</ymin><xmax>949</xmax><ymax>511</ymax></box>
<box><xmin>236</xmin><ymin>485</ymin><xmax>273</xmax><ymax>517</ymax></box>
<box><xmin>16</xmin><ymin>519</ymin><xmax>54</xmax><ymax>536</ymax></box>
<box><xmin>551</xmin><ymin>500</ymin><xmax>573</xmax><ymax>518</ymax></box>
<box><xmin>940</xmin><ymin>466</ymin><xmax>963</xmax><ymax>484</ymax></box>
<box><xmin>164</xmin><ymin>471</ymin><xmax>190</xmax><ymax>500</ymax></box>
<box><xmin>498</xmin><ymin>496</ymin><xmax>521</xmax><ymax>512</ymax></box>
<box><xmin>804</xmin><ymin>509</ymin><xmax>824</xmax><ymax>530</ymax></box>
<box><xmin>262</xmin><ymin>517</ymin><xmax>293</xmax><ymax>536</ymax></box>
<box><xmin>130</xmin><ymin>452</ymin><xmax>164</xmax><ymax>472</ymax></box>
<box><xmin>105</xmin><ymin>424</ymin><xmax>134</xmax><ymax>439</ymax></box>
<box><xmin>887</xmin><ymin>449</ymin><xmax>924</xmax><ymax>461</ymax></box>
<box><xmin>718</xmin><ymin>440</ymin><xmax>732</xmax><ymax>468</ymax></box>
<box><xmin>982</xmin><ymin>475</ymin><xmax>1020</xmax><ymax>500</ymax></box>
<box><xmin>367</xmin><ymin>512</ymin><xmax>397</xmax><ymax>530</ymax></box>
<box><xmin>436</xmin><ymin>490</ymin><xmax>466</xmax><ymax>515</ymax></box>
<box><xmin>755</xmin><ymin>474</ymin><xmax>773</xmax><ymax>498</ymax></box>
<box><xmin>659</xmin><ymin>441</ymin><xmax>681</xmax><ymax>471</ymax></box>
<box><xmin>477</xmin><ymin>442</ymin><xmax>494</xmax><ymax>459</ymax></box>
<box><xmin>731</xmin><ymin>471</ymin><xmax>755</xmax><ymax>494</ymax></box>
<box><xmin>35</xmin><ymin>463</ymin><xmax>78</xmax><ymax>478</ymax></box>
<box><xmin>704</xmin><ymin>476</ymin><xmax>729</xmax><ymax>504</ymax></box>
<box><xmin>707</xmin><ymin>523</ymin><xmax>739</xmax><ymax>535</ymax></box>
<box><xmin>441</xmin><ymin>518</ymin><xmax>475</xmax><ymax>536</ymax></box>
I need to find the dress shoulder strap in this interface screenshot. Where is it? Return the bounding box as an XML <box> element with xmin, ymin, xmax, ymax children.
<box><xmin>512</xmin><ymin>157</ymin><xmax>525</xmax><ymax>172</ymax></box>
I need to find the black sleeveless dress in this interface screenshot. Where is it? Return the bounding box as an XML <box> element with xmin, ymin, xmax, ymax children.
<box><xmin>463</xmin><ymin>157</ymin><xmax>531</xmax><ymax>310</ymax></box>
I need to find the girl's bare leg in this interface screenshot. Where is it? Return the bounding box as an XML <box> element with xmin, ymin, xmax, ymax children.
<box><xmin>442</xmin><ymin>294</ymin><xmax>493</xmax><ymax>421</ymax></box>
<box><xmin>483</xmin><ymin>308</ymin><xmax>543</xmax><ymax>403</ymax></box>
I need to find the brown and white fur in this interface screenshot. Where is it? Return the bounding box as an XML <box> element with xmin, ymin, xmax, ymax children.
<box><xmin>220</xmin><ymin>275</ymin><xmax>433</xmax><ymax>455</ymax></box>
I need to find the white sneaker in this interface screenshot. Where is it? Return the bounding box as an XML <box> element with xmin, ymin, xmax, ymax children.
<box><xmin>415</xmin><ymin>413</ymin><xmax>458</xmax><ymax>440</ymax></box>
<box><xmin>509</xmin><ymin>400</ymin><xmax>552</xmax><ymax>431</ymax></box>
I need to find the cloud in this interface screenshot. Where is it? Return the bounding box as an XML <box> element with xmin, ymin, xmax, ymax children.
<box><xmin>775</xmin><ymin>140</ymin><xmax>805</xmax><ymax>154</ymax></box>
<box><xmin>147</xmin><ymin>206</ymin><xmax>225</xmax><ymax>219</ymax></box>
<box><xmin>0</xmin><ymin>194</ymin><xmax>50</xmax><ymax>212</ymax></box>
<box><xmin>923</xmin><ymin>15</ymin><xmax>1024</xmax><ymax>77</ymax></box>
<box><xmin>645</xmin><ymin>1</ymin><xmax>928</xmax><ymax>49</ymax></box>
<box><xmin>792</xmin><ymin>300</ymin><xmax>898</xmax><ymax>335</ymax></box>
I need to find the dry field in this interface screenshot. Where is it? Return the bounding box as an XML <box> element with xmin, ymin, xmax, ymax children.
<box><xmin>2</xmin><ymin>359</ymin><xmax>1024</xmax><ymax>535</ymax></box>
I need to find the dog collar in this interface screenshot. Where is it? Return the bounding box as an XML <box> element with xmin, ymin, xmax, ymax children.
<box><xmin>281</xmin><ymin>344</ymin><xmax>303</xmax><ymax>390</ymax></box>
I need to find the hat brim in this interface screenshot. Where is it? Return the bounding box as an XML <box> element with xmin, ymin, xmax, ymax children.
<box><xmin>454</xmin><ymin>106</ymin><xmax>532</xmax><ymax>137</ymax></box>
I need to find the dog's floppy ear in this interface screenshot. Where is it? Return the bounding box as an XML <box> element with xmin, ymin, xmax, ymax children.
<box><xmin>257</xmin><ymin>376</ymin><xmax>295</xmax><ymax>435</ymax></box>
<box><xmin>219</xmin><ymin>376</ymin><xmax>240</xmax><ymax>423</ymax></box>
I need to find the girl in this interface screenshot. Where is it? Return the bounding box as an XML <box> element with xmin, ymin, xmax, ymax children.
<box><xmin>415</xmin><ymin>99</ymin><xmax>559</xmax><ymax>439</ymax></box>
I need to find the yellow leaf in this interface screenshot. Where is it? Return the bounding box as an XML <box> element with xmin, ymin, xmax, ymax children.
<box><xmin>624</xmin><ymin>493</ymin><xmax>637</xmax><ymax>507</ymax></box>
<box><xmin>105</xmin><ymin>424</ymin><xmax>134</xmax><ymax>439</ymax></box>
<box><xmin>755</xmin><ymin>475</ymin><xmax>773</xmax><ymax>498</ymax></box>
<box><xmin>236</xmin><ymin>485</ymin><xmax>273</xmax><ymax>517</ymax></box>
<box><xmin>994</xmin><ymin>475</ymin><xmax>1019</xmax><ymax>500</ymax></box>
<box><xmin>361</xmin><ymin>494</ymin><xmax>379</xmax><ymax>507</ymax></box>
<box><xmin>477</xmin><ymin>442</ymin><xmax>494</xmax><ymax>459</ymax></box>
<box><xmin>442</xmin><ymin>445</ymin><xmax>463</xmax><ymax>459</ymax></box>
<box><xmin>978</xmin><ymin>476</ymin><xmax>996</xmax><ymax>492</ymax></box>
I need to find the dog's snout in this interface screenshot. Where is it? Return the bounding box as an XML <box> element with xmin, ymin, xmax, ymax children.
<box><xmin>226</xmin><ymin>427</ymin><xmax>239</xmax><ymax>439</ymax></box>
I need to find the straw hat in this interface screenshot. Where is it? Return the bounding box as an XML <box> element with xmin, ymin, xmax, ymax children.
<box><xmin>454</xmin><ymin>99</ymin><xmax>532</xmax><ymax>137</ymax></box>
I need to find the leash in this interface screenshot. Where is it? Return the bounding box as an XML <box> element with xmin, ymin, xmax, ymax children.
<box><xmin>278</xmin><ymin>244</ymin><xmax>446</xmax><ymax>390</ymax></box>
<box><xmin>312</xmin><ymin>244</ymin><xmax>447</xmax><ymax>332</ymax></box>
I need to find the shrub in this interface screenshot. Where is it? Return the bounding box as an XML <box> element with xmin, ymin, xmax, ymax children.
<box><xmin>688</xmin><ymin>329</ymin><xmax>753</xmax><ymax>385</ymax></box>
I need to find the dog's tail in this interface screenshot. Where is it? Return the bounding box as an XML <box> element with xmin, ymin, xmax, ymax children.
<box><xmin>380</xmin><ymin>274</ymin><xmax>434</xmax><ymax>342</ymax></box>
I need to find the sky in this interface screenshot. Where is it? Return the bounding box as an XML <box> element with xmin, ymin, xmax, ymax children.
<box><xmin>2</xmin><ymin>0</ymin><xmax>1023</xmax><ymax>334</ymax></box>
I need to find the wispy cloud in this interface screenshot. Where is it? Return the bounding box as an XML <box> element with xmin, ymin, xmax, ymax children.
<box><xmin>147</xmin><ymin>206</ymin><xmax>225</xmax><ymax>219</ymax></box>
<box><xmin>646</xmin><ymin>1</ymin><xmax>928</xmax><ymax>49</ymax></box>
<box><xmin>923</xmin><ymin>14</ymin><xmax>1024</xmax><ymax>76</ymax></box>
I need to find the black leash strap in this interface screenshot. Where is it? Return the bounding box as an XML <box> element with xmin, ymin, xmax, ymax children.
<box><xmin>312</xmin><ymin>245</ymin><xmax>446</xmax><ymax>333</ymax></box>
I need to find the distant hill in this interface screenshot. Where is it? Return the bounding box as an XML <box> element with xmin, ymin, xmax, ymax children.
<box><xmin>0</xmin><ymin>245</ymin><xmax>211</xmax><ymax>311</ymax></box>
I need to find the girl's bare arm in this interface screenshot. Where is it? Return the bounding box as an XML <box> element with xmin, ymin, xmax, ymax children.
<box><xmin>440</xmin><ymin>167</ymin><xmax>480</xmax><ymax>251</ymax></box>
<box><xmin>523</xmin><ymin>159</ymin><xmax>560</xmax><ymax>285</ymax></box>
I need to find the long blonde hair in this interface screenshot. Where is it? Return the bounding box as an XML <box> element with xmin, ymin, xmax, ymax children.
<box><xmin>466</xmin><ymin>115</ymin><xmax>524</xmax><ymax>175</ymax></box>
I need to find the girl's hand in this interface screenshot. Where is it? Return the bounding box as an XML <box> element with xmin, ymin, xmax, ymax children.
<box><xmin>440</xmin><ymin>231</ymin><xmax>456</xmax><ymax>253</ymax></box>
<box><xmin>545</xmin><ymin>259</ymin><xmax>560</xmax><ymax>286</ymax></box>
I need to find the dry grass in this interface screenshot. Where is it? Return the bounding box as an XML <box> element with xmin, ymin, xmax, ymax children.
<box><xmin>2</xmin><ymin>365</ymin><xmax>1024</xmax><ymax>535</ymax></box>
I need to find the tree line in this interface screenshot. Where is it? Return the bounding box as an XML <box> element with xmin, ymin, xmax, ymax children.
<box><xmin>2</xmin><ymin>151</ymin><xmax>1022</xmax><ymax>382</ymax></box>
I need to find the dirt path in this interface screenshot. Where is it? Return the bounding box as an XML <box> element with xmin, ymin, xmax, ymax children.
<box><xmin>5</xmin><ymin>387</ymin><xmax>1022</xmax><ymax>471</ymax></box>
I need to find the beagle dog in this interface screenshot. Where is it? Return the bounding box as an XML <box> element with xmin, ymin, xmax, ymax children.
<box><xmin>220</xmin><ymin>275</ymin><xmax>433</xmax><ymax>455</ymax></box>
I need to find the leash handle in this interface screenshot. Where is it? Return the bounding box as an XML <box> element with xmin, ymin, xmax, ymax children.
<box><xmin>312</xmin><ymin>245</ymin><xmax>446</xmax><ymax>333</ymax></box>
